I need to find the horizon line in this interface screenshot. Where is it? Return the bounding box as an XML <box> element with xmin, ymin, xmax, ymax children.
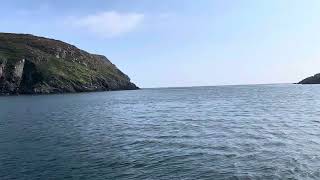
<box><xmin>140</xmin><ymin>82</ymin><xmax>301</xmax><ymax>89</ymax></box>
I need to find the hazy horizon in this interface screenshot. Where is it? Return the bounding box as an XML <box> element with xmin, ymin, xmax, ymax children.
<box><xmin>1</xmin><ymin>0</ymin><xmax>320</xmax><ymax>88</ymax></box>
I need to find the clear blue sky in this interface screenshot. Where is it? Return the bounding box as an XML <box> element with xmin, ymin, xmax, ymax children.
<box><xmin>1</xmin><ymin>0</ymin><xmax>320</xmax><ymax>87</ymax></box>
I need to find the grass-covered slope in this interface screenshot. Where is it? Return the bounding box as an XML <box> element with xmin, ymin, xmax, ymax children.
<box><xmin>0</xmin><ymin>33</ymin><xmax>138</xmax><ymax>95</ymax></box>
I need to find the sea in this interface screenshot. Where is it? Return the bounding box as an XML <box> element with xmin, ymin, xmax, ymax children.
<box><xmin>1</xmin><ymin>84</ymin><xmax>320</xmax><ymax>180</ymax></box>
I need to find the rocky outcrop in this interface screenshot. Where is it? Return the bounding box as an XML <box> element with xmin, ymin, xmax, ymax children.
<box><xmin>0</xmin><ymin>33</ymin><xmax>138</xmax><ymax>95</ymax></box>
<box><xmin>298</xmin><ymin>74</ymin><xmax>320</xmax><ymax>84</ymax></box>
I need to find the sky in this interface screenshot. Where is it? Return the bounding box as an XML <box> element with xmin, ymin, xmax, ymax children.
<box><xmin>1</xmin><ymin>0</ymin><xmax>320</xmax><ymax>88</ymax></box>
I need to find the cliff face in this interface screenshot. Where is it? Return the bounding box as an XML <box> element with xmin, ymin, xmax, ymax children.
<box><xmin>0</xmin><ymin>33</ymin><xmax>138</xmax><ymax>95</ymax></box>
<box><xmin>298</xmin><ymin>74</ymin><xmax>320</xmax><ymax>84</ymax></box>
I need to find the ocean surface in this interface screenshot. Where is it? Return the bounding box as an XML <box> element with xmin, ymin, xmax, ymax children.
<box><xmin>1</xmin><ymin>84</ymin><xmax>320</xmax><ymax>180</ymax></box>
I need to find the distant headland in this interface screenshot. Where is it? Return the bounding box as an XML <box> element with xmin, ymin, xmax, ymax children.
<box><xmin>0</xmin><ymin>33</ymin><xmax>138</xmax><ymax>95</ymax></box>
<box><xmin>298</xmin><ymin>73</ymin><xmax>320</xmax><ymax>84</ymax></box>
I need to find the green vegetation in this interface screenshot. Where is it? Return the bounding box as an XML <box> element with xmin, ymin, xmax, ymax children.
<box><xmin>0</xmin><ymin>33</ymin><xmax>138</xmax><ymax>94</ymax></box>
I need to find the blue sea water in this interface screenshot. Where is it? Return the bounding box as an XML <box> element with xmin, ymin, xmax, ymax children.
<box><xmin>1</xmin><ymin>84</ymin><xmax>320</xmax><ymax>179</ymax></box>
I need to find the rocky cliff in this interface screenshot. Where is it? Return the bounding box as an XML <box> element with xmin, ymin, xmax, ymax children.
<box><xmin>298</xmin><ymin>74</ymin><xmax>320</xmax><ymax>84</ymax></box>
<box><xmin>0</xmin><ymin>33</ymin><xmax>138</xmax><ymax>95</ymax></box>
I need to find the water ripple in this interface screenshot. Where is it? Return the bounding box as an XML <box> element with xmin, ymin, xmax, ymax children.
<box><xmin>1</xmin><ymin>84</ymin><xmax>320</xmax><ymax>179</ymax></box>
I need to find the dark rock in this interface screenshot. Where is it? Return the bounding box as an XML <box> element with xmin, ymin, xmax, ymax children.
<box><xmin>0</xmin><ymin>33</ymin><xmax>138</xmax><ymax>95</ymax></box>
<box><xmin>298</xmin><ymin>73</ymin><xmax>320</xmax><ymax>84</ymax></box>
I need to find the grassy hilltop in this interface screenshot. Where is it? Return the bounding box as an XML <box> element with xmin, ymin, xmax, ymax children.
<box><xmin>0</xmin><ymin>33</ymin><xmax>138</xmax><ymax>95</ymax></box>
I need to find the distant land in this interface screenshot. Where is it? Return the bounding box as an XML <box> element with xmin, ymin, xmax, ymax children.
<box><xmin>0</xmin><ymin>33</ymin><xmax>138</xmax><ymax>95</ymax></box>
<box><xmin>298</xmin><ymin>74</ymin><xmax>320</xmax><ymax>84</ymax></box>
